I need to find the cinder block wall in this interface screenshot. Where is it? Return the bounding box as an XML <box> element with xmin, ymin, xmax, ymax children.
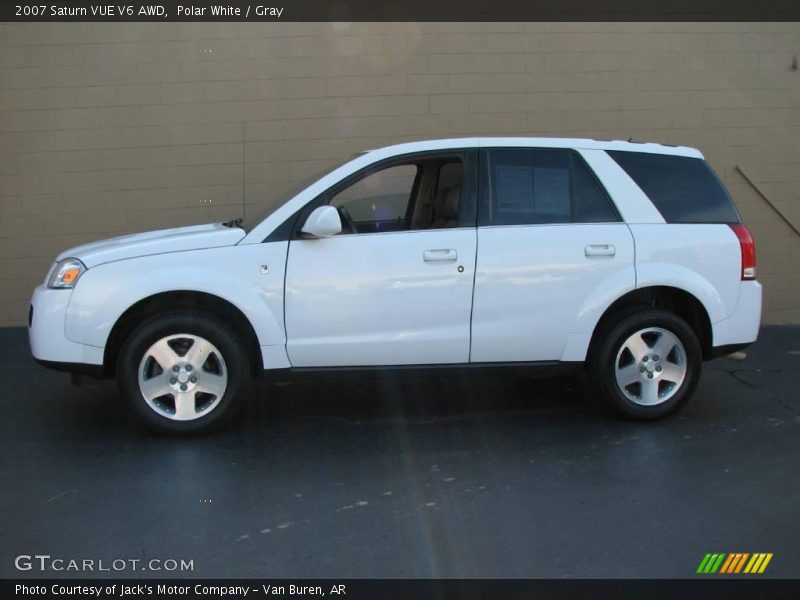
<box><xmin>1</xmin><ymin>22</ymin><xmax>799</xmax><ymax>326</ymax></box>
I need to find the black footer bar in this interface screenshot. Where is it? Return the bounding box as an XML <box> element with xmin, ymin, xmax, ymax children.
<box><xmin>4</xmin><ymin>579</ymin><xmax>800</xmax><ymax>600</ymax></box>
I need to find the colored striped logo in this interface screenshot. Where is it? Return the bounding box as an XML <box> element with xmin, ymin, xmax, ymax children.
<box><xmin>696</xmin><ymin>553</ymin><xmax>773</xmax><ymax>574</ymax></box>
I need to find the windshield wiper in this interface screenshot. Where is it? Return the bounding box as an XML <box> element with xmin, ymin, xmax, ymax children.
<box><xmin>222</xmin><ymin>217</ymin><xmax>243</xmax><ymax>228</ymax></box>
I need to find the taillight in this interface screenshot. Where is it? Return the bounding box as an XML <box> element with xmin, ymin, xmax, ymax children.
<box><xmin>729</xmin><ymin>223</ymin><xmax>756</xmax><ymax>280</ymax></box>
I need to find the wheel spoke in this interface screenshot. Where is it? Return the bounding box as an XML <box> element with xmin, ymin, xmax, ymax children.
<box><xmin>184</xmin><ymin>338</ymin><xmax>213</xmax><ymax>369</ymax></box>
<box><xmin>660</xmin><ymin>362</ymin><xmax>685</xmax><ymax>384</ymax></box>
<box><xmin>173</xmin><ymin>391</ymin><xmax>197</xmax><ymax>420</ymax></box>
<box><xmin>652</xmin><ymin>332</ymin><xmax>678</xmax><ymax>360</ymax></box>
<box><xmin>147</xmin><ymin>338</ymin><xmax>181</xmax><ymax>370</ymax></box>
<box><xmin>624</xmin><ymin>333</ymin><xmax>650</xmax><ymax>361</ymax></box>
<box><xmin>140</xmin><ymin>373</ymin><xmax>172</xmax><ymax>401</ymax></box>
<box><xmin>640</xmin><ymin>378</ymin><xmax>661</xmax><ymax>405</ymax></box>
<box><xmin>616</xmin><ymin>364</ymin><xmax>641</xmax><ymax>387</ymax></box>
<box><xmin>196</xmin><ymin>373</ymin><xmax>226</xmax><ymax>398</ymax></box>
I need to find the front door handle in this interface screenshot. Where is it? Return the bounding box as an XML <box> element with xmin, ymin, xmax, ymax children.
<box><xmin>585</xmin><ymin>244</ymin><xmax>616</xmax><ymax>257</ymax></box>
<box><xmin>423</xmin><ymin>249</ymin><xmax>458</xmax><ymax>262</ymax></box>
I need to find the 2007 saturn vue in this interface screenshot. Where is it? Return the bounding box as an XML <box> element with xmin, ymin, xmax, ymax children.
<box><xmin>29</xmin><ymin>138</ymin><xmax>761</xmax><ymax>434</ymax></box>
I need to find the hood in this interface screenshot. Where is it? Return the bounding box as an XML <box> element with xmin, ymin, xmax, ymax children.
<box><xmin>57</xmin><ymin>223</ymin><xmax>246</xmax><ymax>268</ymax></box>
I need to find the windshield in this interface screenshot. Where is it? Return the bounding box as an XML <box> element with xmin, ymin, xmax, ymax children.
<box><xmin>237</xmin><ymin>155</ymin><xmax>363</xmax><ymax>233</ymax></box>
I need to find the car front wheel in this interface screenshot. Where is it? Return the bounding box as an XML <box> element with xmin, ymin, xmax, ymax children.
<box><xmin>117</xmin><ymin>312</ymin><xmax>250</xmax><ymax>435</ymax></box>
<box><xmin>589</xmin><ymin>308</ymin><xmax>702</xmax><ymax>420</ymax></box>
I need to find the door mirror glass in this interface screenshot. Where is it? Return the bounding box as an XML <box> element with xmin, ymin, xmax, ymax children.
<box><xmin>300</xmin><ymin>205</ymin><xmax>342</xmax><ymax>238</ymax></box>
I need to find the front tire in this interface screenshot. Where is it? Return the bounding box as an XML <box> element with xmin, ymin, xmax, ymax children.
<box><xmin>589</xmin><ymin>308</ymin><xmax>702</xmax><ymax>420</ymax></box>
<box><xmin>117</xmin><ymin>312</ymin><xmax>250</xmax><ymax>435</ymax></box>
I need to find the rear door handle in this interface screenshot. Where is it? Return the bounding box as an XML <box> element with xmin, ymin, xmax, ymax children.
<box><xmin>585</xmin><ymin>244</ymin><xmax>616</xmax><ymax>257</ymax></box>
<box><xmin>423</xmin><ymin>249</ymin><xmax>457</xmax><ymax>262</ymax></box>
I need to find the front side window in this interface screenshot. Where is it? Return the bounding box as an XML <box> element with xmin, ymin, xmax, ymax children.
<box><xmin>326</xmin><ymin>154</ymin><xmax>470</xmax><ymax>235</ymax></box>
<box><xmin>331</xmin><ymin>164</ymin><xmax>418</xmax><ymax>233</ymax></box>
<box><xmin>479</xmin><ymin>148</ymin><xmax>619</xmax><ymax>226</ymax></box>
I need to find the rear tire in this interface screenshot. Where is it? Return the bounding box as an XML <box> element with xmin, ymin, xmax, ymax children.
<box><xmin>589</xmin><ymin>308</ymin><xmax>702</xmax><ymax>420</ymax></box>
<box><xmin>117</xmin><ymin>312</ymin><xmax>251</xmax><ymax>435</ymax></box>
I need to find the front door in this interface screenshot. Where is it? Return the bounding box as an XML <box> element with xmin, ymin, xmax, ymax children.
<box><xmin>285</xmin><ymin>153</ymin><xmax>478</xmax><ymax>367</ymax></box>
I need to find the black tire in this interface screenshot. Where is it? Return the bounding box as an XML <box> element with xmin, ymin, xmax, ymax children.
<box><xmin>116</xmin><ymin>312</ymin><xmax>251</xmax><ymax>435</ymax></box>
<box><xmin>588</xmin><ymin>308</ymin><xmax>702</xmax><ymax>420</ymax></box>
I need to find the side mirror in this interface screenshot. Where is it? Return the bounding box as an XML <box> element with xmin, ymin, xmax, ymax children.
<box><xmin>300</xmin><ymin>206</ymin><xmax>342</xmax><ymax>239</ymax></box>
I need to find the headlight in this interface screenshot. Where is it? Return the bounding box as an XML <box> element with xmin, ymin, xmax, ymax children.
<box><xmin>47</xmin><ymin>258</ymin><xmax>86</xmax><ymax>289</ymax></box>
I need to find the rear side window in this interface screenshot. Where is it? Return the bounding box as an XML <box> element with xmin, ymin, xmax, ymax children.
<box><xmin>479</xmin><ymin>148</ymin><xmax>620</xmax><ymax>226</ymax></box>
<box><xmin>607</xmin><ymin>151</ymin><xmax>741</xmax><ymax>223</ymax></box>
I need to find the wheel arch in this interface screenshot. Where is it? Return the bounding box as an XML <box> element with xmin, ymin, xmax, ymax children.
<box><xmin>587</xmin><ymin>286</ymin><xmax>714</xmax><ymax>363</ymax></box>
<box><xmin>103</xmin><ymin>291</ymin><xmax>263</xmax><ymax>377</ymax></box>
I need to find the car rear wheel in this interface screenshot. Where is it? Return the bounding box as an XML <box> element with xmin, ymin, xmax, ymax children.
<box><xmin>589</xmin><ymin>308</ymin><xmax>702</xmax><ymax>420</ymax></box>
<box><xmin>117</xmin><ymin>312</ymin><xmax>250</xmax><ymax>435</ymax></box>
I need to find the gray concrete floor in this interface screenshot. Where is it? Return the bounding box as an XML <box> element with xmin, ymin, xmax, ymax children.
<box><xmin>0</xmin><ymin>326</ymin><xmax>798</xmax><ymax>578</ymax></box>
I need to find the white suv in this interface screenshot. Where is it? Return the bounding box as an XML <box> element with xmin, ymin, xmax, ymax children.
<box><xmin>29</xmin><ymin>138</ymin><xmax>761</xmax><ymax>434</ymax></box>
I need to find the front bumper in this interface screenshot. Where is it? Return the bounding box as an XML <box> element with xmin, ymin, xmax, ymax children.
<box><xmin>29</xmin><ymin>284</ymin><xmax>104</xmax><ymax>370</ymax></box>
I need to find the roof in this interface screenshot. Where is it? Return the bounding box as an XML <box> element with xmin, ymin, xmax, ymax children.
<box><xmin>366</xmin><ymin>137</ymin><xmax>704</xmax><ymax>159</ymax></box>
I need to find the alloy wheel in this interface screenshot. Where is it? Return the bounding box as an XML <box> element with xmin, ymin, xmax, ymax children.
<box><xmin>137</xmin><ymin>333</ymin><xmax>228</xmax><ymax>421</ymax></box>
<box><xmin>614</xmin><ymin>327</ymin><xmax>687</xmax><ymax>406</ymax></box>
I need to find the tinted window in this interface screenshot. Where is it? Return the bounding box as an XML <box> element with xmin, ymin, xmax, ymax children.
<box><xmin>608</xmin><ymin>151</ymin><xmax>741</xmax><ymax>223</ymax></box>
<box><xmin>480</xmin><ymin>149</ymin><xmax>619</xmax><ymax>226</ymax></box>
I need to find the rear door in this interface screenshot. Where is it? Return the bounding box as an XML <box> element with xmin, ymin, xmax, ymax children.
<box><xmin>470</xmin><ymin>147</ymin><xmax>635</xmax><ymax>362</ymax></box>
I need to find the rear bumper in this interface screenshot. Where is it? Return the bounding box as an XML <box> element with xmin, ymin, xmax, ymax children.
<box><xmin>711</xmin><ymin>280</ymin><xmax>762</xmax><ymax>350</ymax></box>
<box><xmin>29</xmin><ymin>284</ymin><xmax>104</xmax><ymax>370</ymax></box>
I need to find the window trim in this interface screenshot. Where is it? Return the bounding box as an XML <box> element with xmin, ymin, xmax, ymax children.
<box><xmin>477</xmin><ymin>147</ymin><xmax>621</xmax><ymax>227</ymax></box>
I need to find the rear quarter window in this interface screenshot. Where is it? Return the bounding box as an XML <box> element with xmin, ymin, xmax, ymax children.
<box><xmin>607</xmin><ymin>151</ymin><xmax>741</xmax><ymax>224</ymax></box>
